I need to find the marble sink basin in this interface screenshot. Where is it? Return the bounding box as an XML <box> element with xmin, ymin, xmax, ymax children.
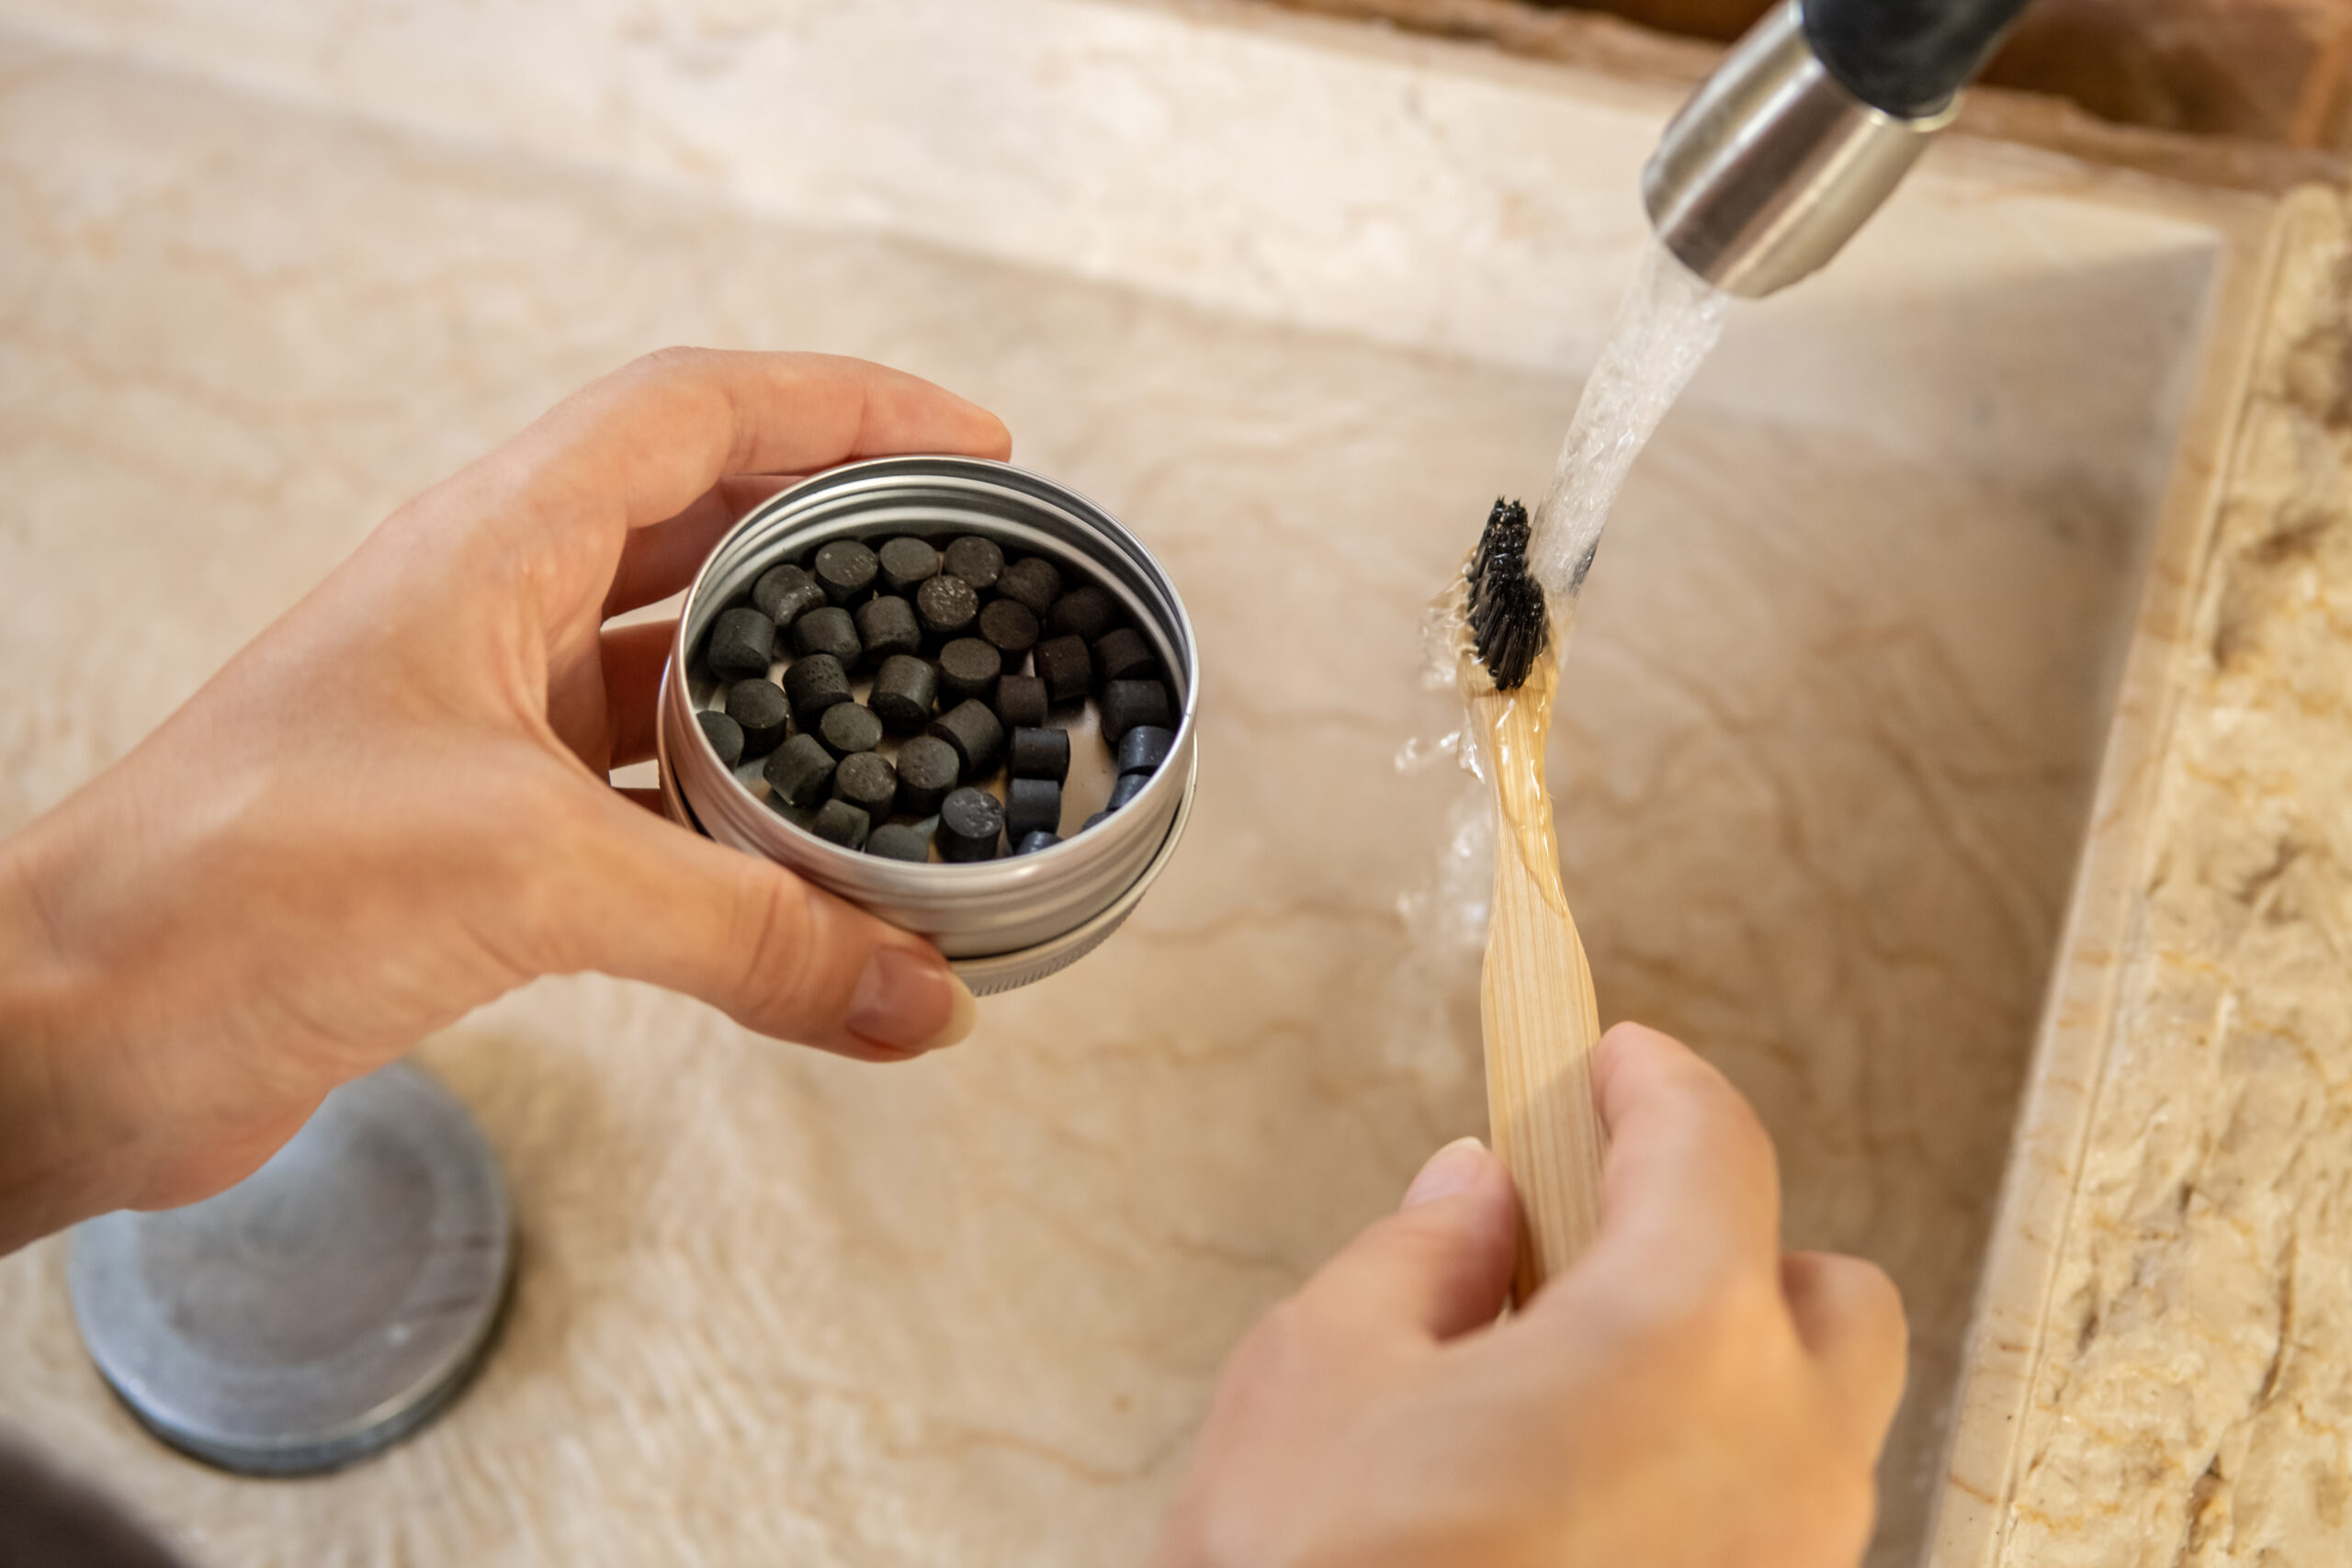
<box><xmin>0</xmin><ymin>2</ymin><xmax>2300</xmax><ymax>1563</ymax></box>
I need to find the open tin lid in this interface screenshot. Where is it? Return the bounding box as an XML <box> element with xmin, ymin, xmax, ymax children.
<box><xmin>68</xmin><ymin>1061</ymin><xmax>513</xmax><ymax>1476</ymax></box>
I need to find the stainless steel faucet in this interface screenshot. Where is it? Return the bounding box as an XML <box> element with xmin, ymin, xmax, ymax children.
<box><xmin>1644</xmin><ymin>0</ymin><xmax>2034</xmax><ymax>298</ymax></box>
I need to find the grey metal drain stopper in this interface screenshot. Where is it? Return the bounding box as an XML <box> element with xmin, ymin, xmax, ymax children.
<box><xmin>68</xmin><ymin>1061</ymin><xmax>513</xmax><ymax>1476</ymax></box>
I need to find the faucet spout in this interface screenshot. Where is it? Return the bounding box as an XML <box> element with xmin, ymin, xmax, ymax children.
<box><xmin>1642</xmin><ymin>0</ymin><xmax>2031</xmax><ymax>299</ymax></box>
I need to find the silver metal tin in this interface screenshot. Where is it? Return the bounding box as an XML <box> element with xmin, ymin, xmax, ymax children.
<box><xmin>68</xmin><ymin>1062</ymin><xmax>513</xmax><ymax>1476</ymax></box>
<box><xmin>657</xmin><ymin>457</ymin><xmax>1198</xmax><ymax>996</ymax></box>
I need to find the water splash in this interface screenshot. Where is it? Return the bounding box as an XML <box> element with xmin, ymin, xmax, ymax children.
<box><xmin>1526</xmin><ymin>241</ymin><xmax>1728</xmax><ymax>623</ymax></box>
<box><xmin>1398</xmin><ymin>240</ymin><xmax>1728</xmax><ymax>961</ymax></box>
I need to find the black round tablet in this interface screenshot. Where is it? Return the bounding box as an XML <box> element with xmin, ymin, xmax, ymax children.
<box><xmin>753</xmin><ymin>564</ymin><xmax>826</xmax><ymax>628</ymax></box>
<box><xmin>696</xmin><ymin>709</ymin><xmax>746</xmax><ymax>767</ymax></box>
<box><xmin>941</xmin><ymin>536</ymin><xmax>1004</xmax><ymax>592</ymax></box>
<box><xmin>916</xmin><ymin>574</ymin><xmax>980</xmax><ymax>641</ymax></box>
<box><xmin>926</xmin><ymin>698</ymin><xmax>1005</xmax><ymax>776</ymax></box>
<box><xmin>1009</xmin><ymin>727</ymin><xmax>1070</xmax><ymax>784</ymax></box>
<box><xmin>832</xmin><ymin>750</ymin><xmax>898</xmax><ymax>818</ymax></box>
<box><xmin>876</xmin><ymin>536</ymin><xmax>941</xmax><ymax>595</ymax></box>
<box><xmin>809</xmin><ymin>799</ymin><xmax>871</xmax><ymax>851</ymax></box>
<box><xmin>725</xmin><ymin>679</ymin><xmax>791</xmax><ymax>757</ymax></box>
<box><xmin>763</xmin><ymin>734</ymin><xmax>836</xmax><ymax>809</ymax></box>
<box><xmin>707</xmin><ymin>606</ymin><xmax>777</xmax><ymax>680</ymax></box>
<box><xmin>993</xmin><ymin>674</ymin><xmax>1048</xmax><ymax>730</ymax></box>
<box><xmin>1047</xmin><ymin>586</ymin><xmax>1116</xmax><ymax>643</ymax></box>
<box><xmin>939</xmin><ymin>787</ymin><xmax>1005</xmax><ymax>863</ymax></box>
<box><xmin>1014</xmin><ymin>830</ymin><xmax>1060</xmax><ymax>856</ymax></box>
<box><xmin>814</xmin><ymin>539</ymin><xmax>879</xmax><ymax>604</ymax></box>
<box><xmin>1092</xmin><ymin>626</ymin><xmax>1158</xmax><ymax>685</ymax></box>
<box><xmin>1004</xmin><ymin>777</ymin><xmax>1061</xmax><ymax>841</ymax></box>
<box><xmin>1117</xmin><ymin>725</ymin><xmax>1175</xmax><ymax>777</ymax></box>
<box><xmin>1101</xmin><ymin>678</ymin><xmax>1174</xmax><ymax>739</ymax></box>
<box><xmin>818</xmin><ymin>703</ymin><xmax>884</xmax><ymax>756</ymax></box>
<box><xmin>866</xmin><ymin>822</ymin><xmax>933</xmax><ymax>863</ymax></box>
<box><xmin>869</xmin><ymin>654</ymin><xmax>938</xmax><ymax>731</ymax></box>
<box><xmin>998</xmin><ymin>557</ymin><xmax>1062</xmax><ymax>616</ymax></box>
<box><xmin>854</xmin><ymin>595</ymin><xmax>922</xmax><ymax>663</ymax></box>
<box><xmin>937</xmin><ymin>637</ymin><xmax>1001</xmax><ymax>704</ymax></box>
<box><xmin>1034</xmin><ymin>635</ymin><xmax>1092</xmax><ymax>705</ymax></box>
<box><xmin>978</xmin><ymin>598</ymin><xmax>1040</xmax><ymax>660</ymax></box>
<box><xmin>791</xmin><ymin>605</ymin><xmax>862</xmax><ymax>664</ymax></box>
<box><xmin>782</xmin><ymin>653</ymin><xmax>851</xmax><ymax>721</ymax></box>
<box><xmin>895</xmin><ymin>735</ymin><xmax>962</xmax><ymax>816</ymax></box>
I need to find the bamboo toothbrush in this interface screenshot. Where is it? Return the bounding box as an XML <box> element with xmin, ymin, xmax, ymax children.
<box><xmin>1459</xmin><ymin>499</ymin><xmax>1609</xmax><ymax>1303</ymax></box>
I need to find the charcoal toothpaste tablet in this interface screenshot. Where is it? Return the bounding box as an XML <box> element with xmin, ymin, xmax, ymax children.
<box><xmin>696</xmin><ymin>709</ymin><xmax>746</xmax><ymax>767</ymax></box>
<box><xmin>791</xmin><ymin>605</ymin><xmax>862</xmax><ymax>664</ymax></box>
<box><xmin>832</xmin><ymin>750</ymin><xmax>898</xmax><ymax>818</ymax></box>
<box><xmin>814</xmin><ymin>538</ymin><xmax>879</xmax><ymax>604</ymax></box>
<box><xmin>782</xmin><ymin>653</ymin><xmax>852</xmax><ymax>721</ymax></box>
<box><xmin>1092</xmin><ymin>626</ymin><xmax>1158</xmax><ymax>685</ymax></box>
<box><xmin>810</xmin><ymin>799</ymin><xmax>871</xmax><ymax>851</ymax></box>
<box><xmin>942</xmin><ymin>536</ymin><xmax>1004</xmax><ymax>592</ymax></box>
<box><xmin>1116</xmin><ymin>725</ymin><xmax>1175</xmax><ymax>777</ymax></box>
<box><xmin>1005</xmin><ymin>777</ymin><xmax>1061</xmax><ymax>840</ymax></box>
<box><xmin>926</xmin><ymin>699</ymin><xmax>1006</xmax><ymax>776</ymax></box>
<box><xmin>916</xmin><ymin>574</ymin><xmax>980</xmax><ymax>641</ymax></box>
<box><xmin>763</xmin><ymin>733</ymin><xmax>837</xmax><ymax>809</ymax></box>
<box><xmin>994</xmin><ymin>674</ymin><xmax>1048</xmax><ymax>730</ymax></box>
<box><xmin>1101</xmin><ymin>679</ymin><xmax>1174</xmax><ymax>739</ymax></box>
<box><xmin>854</xmin><ymin>595</ymin><xmax>922</xmax><ymax>663</ymax></box>
<box><xmin>1107</xmin><ymin>771</ymin><xmax>1150</xmax><ymax>810</ymax></box>
<box><xmin>895</xmin><ymin>735</ymin><xmax>962</xmax><ymax>816</ymax></box>
<box><xmin>866</xmin><ymin>822</ymin><xmax>933</xmax><ymax>863</ymax></box>
<box><xmin>707</xmin><ymin>606</ymin><xmax>777</xmax><ymax>680</ymax></box>
<box><xmin>754</xmin><ymin>563</ymin><xmax>826</xmax><ymax>627</ymax></box>
<box><xmin>939</xmin><ymin>786</ymin><xmax>1005</xmax><ymax>863</ymax></box>
<box><xmin>818</xmin><ymin>702</ymin><xmax>884</xmax><ymax>757</ymax></box>
<box><xmin>978</xmin><ymin>597</ymin><xmax>1040</xmax><ymax>660</ymax></box>
<box><xmin>1048</xmin><ymin>586</ymin><xmax>1116</xmax><ymax>643</ymax></box>
<box><xmin>1082</xmin><ymin>810</ymin><xmax>1113</xmax><ymax>831</ymax></box>
<box><xmin>1015</xmin><ymin>830</ymin><xmax>1061</xmax><ymax>856</ymax></box>
<box><xmin>868</xmin><ymin>653</ymin><xmax>939</xmax><ymax>730</ymax></box>
<box><xmin>998</xmin><ymin>557</ymin><xmax>1062</xmax><ymax>616</ymax></box>
<box><xmin>936</xmin><ymin>637</ymin><xmax>1001</xmax><ymax>704</ymax></box>
<box><xmin>725</xmin><ymin>679</ymin><xmax>792</xmax><ymax>756</ymax></box>
<box><xmin>877</xmin><ymin>536</ymin><xmax>941</xmax><ymax>595</ymax></box>
<box><xmin>1034</xmin><ymin>635</ymin><xmax>1092</xmax><ymax>705</ymax></box>
<box><xmin>1009</xmin><ymin>726</ymin><xmax>1070</xmax><ymax>784</ymax></box>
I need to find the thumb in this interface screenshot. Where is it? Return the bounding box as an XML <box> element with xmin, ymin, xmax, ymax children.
<box><xmin>1295</xmin><ymin>1139</ymin><xmax>1520</xmax><ymax>1345</ymax></box>
<box><xmin>548</xmin><ymin>786</ymin><xmax>977</xmax><ymax>1059</ymax></box>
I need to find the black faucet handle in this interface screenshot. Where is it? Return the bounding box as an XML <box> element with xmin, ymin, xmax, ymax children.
<box><xmin>1804</xmin><ymin>0</ymin><xmax>2039</xmax><ymax>120</ymax></box>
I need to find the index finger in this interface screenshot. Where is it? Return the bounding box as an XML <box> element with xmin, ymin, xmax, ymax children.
<box><xmin>1568</xmin><ymin>1022</ymin><xmax>1783</xmax><ymax>1300</ymax></box>
<box><xmin>513</xmin><ymin>348</ymin><xmax>1013</xmax><ymax>538</ymax></box>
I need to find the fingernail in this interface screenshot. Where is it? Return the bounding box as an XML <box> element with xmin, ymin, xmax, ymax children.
<box><xmin>847</xmin><ymin>947</ymin><xmax>978</xmax><ymax>1052</ymax></box>
<box><xmin>1402</xmin><ymin>1136</ymin><xmax>1490</xmax><ymax>1211</ymax></box>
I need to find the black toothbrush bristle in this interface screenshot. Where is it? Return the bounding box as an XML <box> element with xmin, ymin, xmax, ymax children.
<box><xmin>1466</xmin><ymin>498</ymin><xmax>1546</xmax><ymax>691</ymax></box>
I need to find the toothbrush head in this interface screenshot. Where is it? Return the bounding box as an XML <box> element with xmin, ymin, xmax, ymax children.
<box><xmin>1466</xmin><ymin>497</ymin><xmax>1547</xmax><ymax>692</ymax></box>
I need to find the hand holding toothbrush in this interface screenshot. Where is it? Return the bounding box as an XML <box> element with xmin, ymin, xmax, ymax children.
<box><xmin>1152</xmin><ymin>1022</ymin><xmax>1906</xmax><ymax>1568</ymax></box>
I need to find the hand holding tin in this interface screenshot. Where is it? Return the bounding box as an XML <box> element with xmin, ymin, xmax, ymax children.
<box><xmin>0</xmin><ymin>349</ymin><xmax>1003</xmax><ymax>1251</ymax></box>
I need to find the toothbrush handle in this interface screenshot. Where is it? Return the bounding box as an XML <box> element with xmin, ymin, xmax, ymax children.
<box><xmin>1475</xmin><ymin>689</ymin><xmax>1609</xmax><ymax>1303</ymax></box>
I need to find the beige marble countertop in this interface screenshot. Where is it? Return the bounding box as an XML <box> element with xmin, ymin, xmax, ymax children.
<box><xmin>1964</xmin><ymin>188</ymin><xmax>2352</xmax><ymax>1568</ymax></box>
<box><xmin>0</xmin><ymin>4</ymin><xmax>2345</xmax><ymax>1565</ymax></box>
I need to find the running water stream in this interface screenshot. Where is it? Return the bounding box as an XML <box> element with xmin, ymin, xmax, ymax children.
<box><xmin>1527</xmin><ymin>240</ymin><xmax>1730</xmax><ymax>626</ymax></box>
<box><xmin>1399</xmin><ymin>240</ymin><xmax>1728</xmax><ymax>950</ymax></box>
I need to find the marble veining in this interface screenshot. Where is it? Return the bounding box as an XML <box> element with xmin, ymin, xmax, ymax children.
<box><xmin>0</xmin><ymin>11</ymin><xmax>2274</xmax><ymax>1568</ymax></box>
